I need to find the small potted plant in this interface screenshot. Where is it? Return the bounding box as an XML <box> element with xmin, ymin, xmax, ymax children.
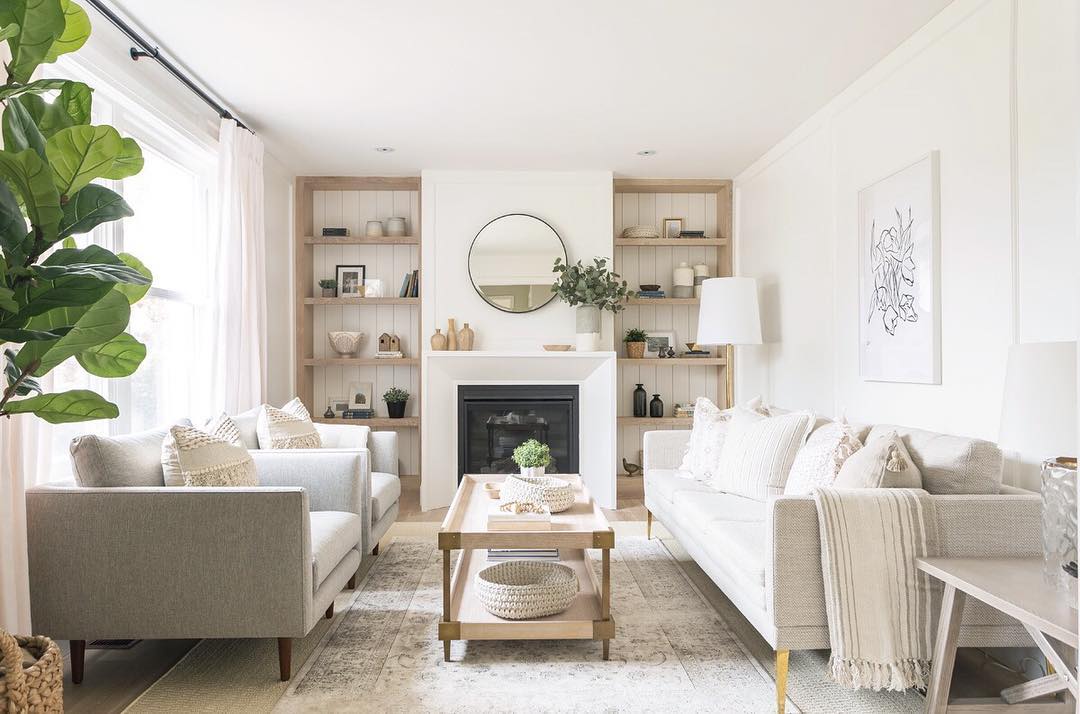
<box><xmin>551</xmin><ymin>257</ymin><xmax>631</xmax><ymax>351</ymax></box>
<box><xmin>319</xmin><ymin>279</ymin><xmax>337</xmax><ymax>298</ymax></box>
<box><xmin>512</xmin><ymin>439</ymin><xmax>552</xmax><ymax>478</ymax></box>
<box><xmin>624</xmin><ymin>328</ymin><xmax>648</xmax><ymax>359</ymax></box>
<box><xmin>383</xmin><ymin>387</ymin><xmax>409</xmax><ymax>418</ymax></box>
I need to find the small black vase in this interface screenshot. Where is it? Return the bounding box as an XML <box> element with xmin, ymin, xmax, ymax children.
<box><xmin>649</xmin><ymin>394</ymin><xmax>664</xmax><ymax>418</ymax></box>
<box><xmin>386</xmin><ymin>400</ymin><xmax>407</xmax><ymax>418</ymax></box>
<box><xmin>633</xmin><ymin>384</ymin><xmax>647</xmax><ymax>417</ymax></box>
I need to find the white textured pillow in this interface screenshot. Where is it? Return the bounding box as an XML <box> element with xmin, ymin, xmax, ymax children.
<box><xmin>256</xmin><ymin>397</ymin><xmax>321</xmax><ymax>449</ymax></box>
<box><xmin>833</xmin><ymin>431</ymin><xmax>922</xmax><ymax>489</ymax></box>
<box><xmin>784</xmin><ymin>420</ymin><xmax>863</xmax><ymax>495</ymax></box>
<box><xmin>678</xmin><ymin>397</ymin><xmax>765</xmax><ymax>482</ymax></box>
<box><xmin>162</xmin><ymin>425</ymin><xmax>257</xmax><ymax>487</ymax></box>
<box><xmin>162</xmin><ymin>415</ymin><xmax>240</xmax><ymax>487</ymax></box>
<box><xmin>713</xmin><ymin>408</ymin><xmax>815</xmax><ymax>500</ymax></box>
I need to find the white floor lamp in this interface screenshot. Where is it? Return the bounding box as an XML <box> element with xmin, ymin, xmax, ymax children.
<box><xmin>695</xmin><ymin>277</ymin><xmax>763</xmax><ymax>408</ymax></box>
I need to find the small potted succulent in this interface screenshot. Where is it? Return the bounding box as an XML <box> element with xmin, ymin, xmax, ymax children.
<box><xmin>319</xmin><ymin>279</ymin><xmax>337</xmax><ymax>298</ymax></box>
<box><xmin>512</xmin><ymin>439</ymin><xmax>552</xmax><ymax>478</ymax></box>
<box><xmin>624</xmin><ymin>328</ymin><xmax>648</xmax><ymax>359</ymax></box>
<box><xmin>383</xmin><ymin>387</ymin><xmax>409</xmax><ymax>419</ymax></box>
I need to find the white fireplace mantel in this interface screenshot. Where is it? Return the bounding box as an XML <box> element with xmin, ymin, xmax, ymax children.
<box><xmin>420</xmin><ymin>351</ymin><xmax>617</xmax><ymax>511</ymax></box>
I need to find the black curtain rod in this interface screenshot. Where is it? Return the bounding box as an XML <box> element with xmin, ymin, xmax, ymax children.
<box><xmin>83</xmin><ymin>0</ymin><xmax>252</xmax><ymax>133</ymax></box>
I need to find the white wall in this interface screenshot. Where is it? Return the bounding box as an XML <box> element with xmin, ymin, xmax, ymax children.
<box><xmin>735</xmin><ymin>0</ymin><xmax>1078</xmax><ymax>489</ymax></box>
<box><xmin>263</xmin><ymin>152</ymin><xmax>295</xmax><ymax>406</ymax></box>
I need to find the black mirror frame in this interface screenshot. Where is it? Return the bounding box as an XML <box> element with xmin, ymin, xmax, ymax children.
<box><xmin>467</xmin><ymin>213</ymin><xmax>567</xmax><ymax>314</ymax></box>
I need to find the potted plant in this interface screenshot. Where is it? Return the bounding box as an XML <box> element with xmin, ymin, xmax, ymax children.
<box><xmin>551</xmin><ymin>257</ymin><xmax>631</xmax><ymax>351</ymax></box>
<box><xmin>318</xmin><ymin>279</ymin><xmax>337</xmax><ymax>298</ymax></box>
<box><xmin>624</xmin><ymin>328</ymin><xmax>648</xmax><ymax>359</ymax></box>
<box><xmin>512</xmin><ymin>439</ymin><xmax>552</xmax><ymax>478</ymax></box>
<box><xmin>383</xmin><ymin>387</ymin><xmax>409</xmax><ymax>418</ymax></box>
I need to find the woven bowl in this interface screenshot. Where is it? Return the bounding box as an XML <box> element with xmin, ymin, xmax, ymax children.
<box><xmin>475</xmin><ymin>560</ymin><xmax>579</xmax><ymax>620</ymax></box>
<box><xmin>328</xmin><ymin>331</ymin><xmax>364</xmax><ymax>356</ymax></box>
<box><xmin>621</xmin><ymin>225</ymin><xmax>660</xmax><ymax>240</ymax></box>
<box><xmin>502</xmin><ymin>474</ymin><xmax>575</xmax><ymax>513</ymax></box>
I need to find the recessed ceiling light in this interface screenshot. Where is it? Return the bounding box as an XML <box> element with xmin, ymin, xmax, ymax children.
<box><xmin>636</xmin><ymin>149</ymin><xmax>657</xmax><ymax>156</ymax></box>
<box><xmin>374</xmin><ymin>146</ymin><xmax>395</xmax><ymax>153</ymax></box>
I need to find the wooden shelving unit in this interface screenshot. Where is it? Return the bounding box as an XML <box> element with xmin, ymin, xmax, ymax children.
<box><xmin>625</xmin><ymin>297</ymin><xmax>701</xmax><ymax>305</ymax></box>
<box><xmin>618</xmin><ymin>357</ymin><xmax>726</xmax><ymax>366</ymax></box>
<box><xmin>617</xmin><ymin>416</ymin><xmax>693</xmax><ymax>427</ymax></box>
<box><xmin>304</xmin><ymin>235</ymin><xmax>419</xmax><ymax>245</ymax></box>
<box><xmin>614</xmin><ymin>237</ymin><xmax>727</xmax><ymax>247</ymax></box>
<box><xmin>303</xmin><ymin>357</ymin><xmax>419</xmax><ymax>367</ymax></box>
<box><xmin>303</xmin><ymin>297</ymin><xmax>419</xmax><ymax>306</ymax></box>
<box><xmin>313</xmin><ymin>417</ymin><xmax>420</xmax><ymax>428</ymax></box>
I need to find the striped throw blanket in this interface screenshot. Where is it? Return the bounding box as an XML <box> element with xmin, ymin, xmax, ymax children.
<box><xmin>813</xmin><ymin>487</ymin><xmax>942</xmax><ymax>691</ymax></box>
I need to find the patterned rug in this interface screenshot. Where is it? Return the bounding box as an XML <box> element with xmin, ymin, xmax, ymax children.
<box><xmin>275</xmin><ymin>537</ymin><xmax>787</xmax><ymax>713</ymax></box>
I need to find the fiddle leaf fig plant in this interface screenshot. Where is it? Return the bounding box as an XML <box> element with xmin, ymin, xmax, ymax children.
<box><xmin>0</xmin><ymin>0</ymin><xmax>152</xmax><ymax>424</ymax></box>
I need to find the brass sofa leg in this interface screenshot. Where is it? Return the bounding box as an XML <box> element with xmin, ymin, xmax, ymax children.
<box><xmin>347</xmin><ymin>573</ymin><xmax>357</xmax><ymax>589</ymax></box>
<box><xmin>372</xmin><ymin>542</ymin><xmax>379</xmax><ymax>556</ymax></box>
<box><xmin>775</xmin><ymin>649</ymin><xmax>789</xmax><ymax>714</ymax></box>
<box><xmin>325</xmin><ymin>602</ymin><xmax>334</xmax><ymax>619</ymax></box>
<box><xmin>277</xmin><ymin>638</ymin><xmax>292</xmax><ymax>681</ymax></box>
<box><xmin>646</xmin><ymin>510</ymin><xmax>653</xmax><ymax>540</ymax></box>
<box><xmin>70</xmin><ymin>640</ymin><xmax>85</xmax><ymax>684</ymax></box>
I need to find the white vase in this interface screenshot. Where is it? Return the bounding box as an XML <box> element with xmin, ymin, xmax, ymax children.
<box><xmin>575</xmin><ymin>305</ymin><xmax>601</xmax><ymax>351</ymax></box>
<box><xmin>520</xmin><ymin>466</ymin><xmax>546</xmax><ymax>478</ymax></box>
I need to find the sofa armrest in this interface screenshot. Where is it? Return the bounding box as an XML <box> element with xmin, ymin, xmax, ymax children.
<box><xmin>643</xmin><ymin>430</ymin><xmax>690</xmax><ymax>471</ymax></box>
<box><xmin>314</xmin><ymin>422</ymin><xmax>370</xmax><ymax>449</ymax></box>
<box><xmin>369</xmin><ymin>431</ymin><xmax>399</xmax><ymax>476</ymax></box>
<box><xmin>26</xmin><ymin>484</ymin><xmax>312</xmax><ymax>640</ymax></box>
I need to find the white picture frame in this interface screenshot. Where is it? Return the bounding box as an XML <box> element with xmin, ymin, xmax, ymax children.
<box><xmin>346</xmin><ymin>381</ymin><xmax>373</xmax><ymax>410</ymax></box>
<box><xmin>662</xmin><ymin>218</ymin><xmax>683</xmax><ymax>240</ymax></box>
<box><xmin>644</xmin><ymin>330</ymin><xmax>677</xmax><ymax>358</ymax></box>
<box><xmin>329</xmin><ymin>396</ymin><xmax>349</xmax><ymax>417</ymax></box>
<box><xmin>858</xmin><ymin>152</ymin><xmax>941</xmax><ymax>384</ymax></box>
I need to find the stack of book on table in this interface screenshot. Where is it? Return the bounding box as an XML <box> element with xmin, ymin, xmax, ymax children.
<box><xmin>487</xmin><ymin>548</ymin><xmax>560</xmax><ymax>561</ymax></box>
<box><xmin>636</xmin><ymin>289</ymin><xmax>666</xmax><ymax>298</ymax></box>
<box><xmin>487</xmin><ymin>500</ymin><xmax>552</xmax><ymax>531</ymax></box>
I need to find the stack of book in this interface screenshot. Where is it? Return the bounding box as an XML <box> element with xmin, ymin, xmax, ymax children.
<box><xmin>487</xmin><ymin>501</ymin><xmax>551</xmax><ymax>531</ymax></box>
<box><xmin>636</xmin><ymin>289</ymin><xmax>666</xmax><ymax>299</ymax></box>
<box><xmin>677</xmin><ymin>230</ymin><xmax>706</xmax><ymax>239</ymax></box>
<box><xmin>341</xmin><ymin>409</ymin><xmax>375</xmax><ymax>419</ymax></box>
<box><xmin>674</xmin><ymin>403</ymin><xmax>696</xmax><ymax>418</ymax></box>
<box><xmin>375</xmin><ymin>350</ymin><xmax>404</xmax><ymax>359</ymax></box>
<box><xmin>486</xmin><ymin>548</ymin><xmax>560</xmax><ymax>561</ymax></box>
<box><xmin>398</xmin><ymin>270</ymin><xmax>420</xmax><ymax>298</ymax></box>
<box><xmin>321</xmin><ymin>227</ymin><xmax>349</xmax><ymax>237</ymax></box>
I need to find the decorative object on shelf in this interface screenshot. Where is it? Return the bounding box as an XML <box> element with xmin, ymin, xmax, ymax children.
<box><xmin>365</xmin><ymin>220</ymin><xmax>384</xmax><ymax>237</ymax></box>
<box><xmin>672</xmin><ymin>262</ymin><xmax>694</xmax><ymax>298</ymax></box>
<box><xmin>644</xmin><ymin>331</ymin><xmax>676</xmax><ymax>359</ymax></box>
<box><xmin>0</xmin><ymin>630</ymin><xmax>64</xmax><ymax>712</ymax></box>
<box><xmin>622</xmin><ymin>458</ymin><xmax>642</xmax><ymax>477</ymax></box>
<box><xmin>682</xmin><ymin>342</ymin><xmax>712</xmax><ymax>358</ymax></box>
<box><xmin>341</xmin><ymin>408</ymin><xmax>374</xmax><ymax>419</ymax></box>
<box><xmin>383</xmin><ymin>387</ymin><xmax>410</xmax><ymax>419</ymax></box>
<box><xmin>633</xmin><ymin>383</ymin><xmax>647</xmax><ymax>417</ymax></box>
<box><xmin>639</xmin><ymin>284</ymin><xmax>660</xmax><ymax>292</ymax></box>
<box><xmin>457</xmin><ymin>322</ymin><xmax>475</xmax><ymax>351</ymax></box>
<box><xmin>398</xmin><ymin>270</ymin><xmax>419</xmax><ymax>298</ymax></box>
<box><xmin>447</xmin><ymin>318</ymin><xmax>458</xmax><ymax>350</ymax></box>
<box><xmin>662</xmin><ymin>217</ymin><xmax>683</xmax><ymax>240</ymax></box>
<box><xmin>678</xmin><ymin>230</ymin><xmax>706</xmax><ymax>239</ymax></box>
<box><xmin>327</xmin><ymin>331</ymin><xmax>364</xmax><ymax>356</ymax></box>
<box><xmin>347</xmin><ymin>381</ymin><xmax>374</xmax><ymax>411</ymax></box>
<box><xmin>697</xmin><ymin>277</ymin><xmax>763</xmax><ymax>406</ymax></box>
<box><xmin>363</xmin><ymin>278</ymin><xmax>383</xmax><ymax>298</ymax></box>
<box><xmin>335</xmin><ymin>264</ymin><xmax>366</xmax><ymax>298</ymax></box>
<box><xmin>323</xmin><ymin>405</ymin><xmax>334</xmax><ymax>419</ymax></box>
<box><xmin>322</xmin><ymin>227</ymin><xmax>349</xmax><ymax>237</ymax></box>
<box><xmin>621</xmin><ymin>225</ymin><xmax>660</xmax><ymax>240</ymax></box>
<box><xmin>470</xmin><ymin>213</ymin><xmax>567</xmax><ymax>313</ymax></box>
<box><xmin>430</xmin><ymin>329</ymin><xmax>448</xmax><ymax>351</ymax></box>
<box><xmin>542</xmin><ymin>344</ymin><xmax>573</xmax><ymax>351</ymax></box>
<box><xmin>474</xmin><ymin>560</ymin><xmax>579</xmax><ymax>620</ymax></box>
<box><xmin>624</xmin><ymin>328</ymin><xmax>648</xmax><ymax>359</ymax></box>
<box><xmin>552</xmin><ymin>257</ymin><xmax>631</xmax><ymax>351</ymax></box>
<box><xmin>693</xmin><ymin>263</ymin><xmax>711</xmax><ymax>298</ymax></box>
<box><xmin>673</xmin><ymin>402</ymin><xmax>695</xmax><ymax>418</ymax></box>
<box><xmin>858</xmin><ymin>151</ymin><xmax>940</xmax><ymax>384</ymax></box>
<box><xmin>666</xmin><ymin>346</ymin><xmax>676</xmax><ymax>358</ymax></box>
<box><xmin>649</xmin><ymin>394</ymin><xmax>664</xmax><ymax>418</ymax></box>
<box><xmin>511</xmin><ymin>438</ymin><xmax>552</xmax><ymax>478</ymax></box>
<box><xmin>385</xmin><ymin>217</ymin><xmax>407</xmax><ymax>236</ymax></box>
<box><xmin>377</xmin><ymin>333</ymin><xmax>404</xmax><ymax>359</ymax></box>
<box><xmin>329</xmin><ymin>396</ymin><xmax>349</xmax><ymax>417</ymax></box>
<box><xmin>318</xmin><ymin>279</ymin><xmax>337</xmax><ymax>298</ymax></box>
<box><xmin>502</xmin><ymin>473</ymin><xmax>574</xmax><ymax>512</ymax></box>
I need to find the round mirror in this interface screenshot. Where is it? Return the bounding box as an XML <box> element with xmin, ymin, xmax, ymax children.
<box><xmin>468</xmin><ymin>213</ymin><xmax>566</xmax><ymax>313</ymax></box>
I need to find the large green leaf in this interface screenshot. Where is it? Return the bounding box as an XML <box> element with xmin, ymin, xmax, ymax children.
<box><xmin>3</xmin><ymin>347</ymin><xmax>40</xmax><ymax>396</ymax></box>
<box><xmin>14</xmin><ymin>244</ymin><xmax>130</xmax><ymax>317</ymax></box>
<box><xmin>101</xmin><ymin>137</ymin><xmax>142</xmax><ymax>179</ymax></box>
<box><xmin>0</xmin><ymin>325</ymin><xmax>68</xmax><ymax>341</ymax></box>
<box><xmin>33</xmin><ymin>260</ymin><xmax>149</xmax><ymax>285</ymax></box>
<box><xmin>0</xmin><ymin>22</ymin><xmax>20</xmax><ymax>42</ymax></box>
<box><xmin>114</xmin><ymin>252</ymin><xmax>151</xmax><ymax>304</ymax></box>
<box><xmin>43</xmin><ymin>0</ymin><xmax>88</xmax><ymax>62</ymax></box>
<box><xmin>45</xmin><ymin>124</ymin><xmax>121</xmax><ymax>197</ymax></box>
<box><xmin>16</xmin><ymin>289</ymin><xmax>129</xmax><ymax>375</ymax></box>
<box><xmin>75</xmin><ymin>331</ymin><xmax>143</xmax><ymax>377</ymax></box>
<box><xmin>0</xmin><ymin>77</ymin><xmax>67</xmax><ymax>101</ymax></box>
<box><xmin>0</xmin><ymin>148</ymin><xmax>61</xmax><ymax>239</ymax></box>
<box><xmin>3</xmin><ymin>388</ymin><xmax>118</xmax><ymax>422</ymax></box>
<box><xmin>0</xmin><ymin>0</ymin><xmax>65</xmax><ymax>83</ymax></box>
<box><xmin>58</xmin><ymin>183</ymin><xmax>132</xmax><ymax>237</ymax></box>
<box><xmin>0</xmin><ymin>180</ymin><xmax>28</xmax><ymax>257</ymax></box>
<box><xmin>21</xmin><ymin>80</ymin><xmax>91</xmax><ymax>138</ymax></box>
<box><xmin>3</xmin><ymin>96</ymin><xmax>47</xmax><ymax>159</ymax></box>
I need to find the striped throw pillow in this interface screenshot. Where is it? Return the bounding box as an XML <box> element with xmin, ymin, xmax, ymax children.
<box><xmin>713</xmin><ymin>408</ymin><xmax>815</xmax><ymax>500</ymax></box>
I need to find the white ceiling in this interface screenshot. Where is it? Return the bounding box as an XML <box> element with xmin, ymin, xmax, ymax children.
<box><xmin>108</xmin><ymin>0</ymin><xmax>952</xmax><ymax>177</ymax></box>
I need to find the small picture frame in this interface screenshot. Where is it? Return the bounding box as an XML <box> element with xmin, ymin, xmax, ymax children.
<box><xmin>336</xmin><ymin>265</ymin><xmax>366</xmax><ymax>298</ymax></box>
<box><xmin>346</xmin><ymin>381</ymin><xmax>373</xmax><ymax>410</ymax></box>
<box><xmin>662</xmin><ymin>218</ymin><xmax>683</xmax><ymax>240</ymax></box>
<box><xmin>645</xmin><ymin>330</ymin><xmax>676</xmax><ymax>358</ymax></box>
<box><xmin>329</xmin><ymin>396</ymin><xmax>349</xmax><ymax>417</ymax></box>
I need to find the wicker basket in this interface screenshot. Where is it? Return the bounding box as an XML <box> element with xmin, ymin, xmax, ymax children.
<box><xmin>621</xmin><ymin>225</ymin><xmax>660</xmax><ymax>240</ymax></box>
<box><xmin>0</xmin><ymin>630</ymin><xmax>64</xmax><ymax>713</ymax></box>
<box><xmin>502</xmin><ymin>474</ymin><xmax>575</xmax><ymax>513</ymax></box>
<box><xmin>475</xmin><ymin>560</ymin><xmax>579</xmax><ymax>619</ymax></box>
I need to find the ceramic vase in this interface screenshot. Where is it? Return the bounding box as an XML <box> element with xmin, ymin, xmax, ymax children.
<box><xmin>520</xmin><ymin>466</ymin><xmax>546</xmax><ymax>478</ymax></box>
<box><xmin>633</xmin><ymin>384</ymin><xmax>647</xmax><ymax>417</ymax></box>
<box><xmin>365</xmin><ymin>220</ymin><xmax>384</xmax><ymax>237</ymax></box>
<box><xmin>458</xmin><ymin>322</ymin><xmax>475</xmax><ymax>351</ymax></box>
<box><xmin>649</xmin><ymin>394</ymin><xmax>664</xmax><ymax>418</ymax></box>
<box><xmin>386</xmin><ymin>217</ymin><xmax>407</xmax><ymax>236</ymax></box>
<box><xmin>447</xmin><ymin>319</ymin><xmax>458</xmax><ymax>350</ymax></box>
<box><xmin>693</xmin><ymin>263</ymin><xmax>711</xmax><ymax>298</ymax></box>
<box><xmin>575</xmin><ymin>305</ymin><xmax>601</xmax><ymax>351</ymax></box>
<box><xmin>430</xmin><ymin>329</ymin><xmax>447</xmax><ymax>351</ymax></box>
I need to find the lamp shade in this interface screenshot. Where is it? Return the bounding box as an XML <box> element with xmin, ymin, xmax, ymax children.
<box><xmin>695</xmin><ymin>277</ymin><xmax>762</xmax><ymax>346</ymax></box>
<box><xmin>998</xmin><ymin>341</ymin><xmax>1077</xmax><ymax>457</ymax></box>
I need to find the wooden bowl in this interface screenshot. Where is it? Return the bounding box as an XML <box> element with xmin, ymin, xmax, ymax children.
<box><xmin>542</xmin><ymin>344</ymin><xmax>573</xmax><ymax>352</ymax></box>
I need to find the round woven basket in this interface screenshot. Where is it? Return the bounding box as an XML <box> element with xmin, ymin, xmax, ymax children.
<box><xmin>475</xmin><ymin>560</ymin><xmax>579</xmax><ymax>620</ymax></box>
<box><xmin>621</xmin><ymin>225</ymin><xmax>660</xmax><ymax>240</ymax></box>
<box><xmin>502</xmin><ymin>474</ymin><xmax>574</xmax><ymax>513</ymax></box>
<box><xmin>0</xmin><ymin>629</ymin><xmax>64</xmax><ymax>713</ymax></box>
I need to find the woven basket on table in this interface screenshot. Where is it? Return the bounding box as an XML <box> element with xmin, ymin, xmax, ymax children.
<box><xmin>502</xmin><ymin>474</ymin><xmax>575</xmax><ymax>513</ymax></box>
<box><xmin>0</xmin><ymin>629</ymin><xmax>64</xmax><ymax>713</ymax></box>
<box><xmin>476</xmin><ymin>561</ymin><xmax>579</xmax><ymax>620</ymax></box>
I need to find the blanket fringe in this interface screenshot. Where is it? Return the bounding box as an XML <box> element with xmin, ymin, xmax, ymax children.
<box><xmin>827</xmin><ymin>655</ymin><xmax>932</xmax><ymax>692</ymax></box>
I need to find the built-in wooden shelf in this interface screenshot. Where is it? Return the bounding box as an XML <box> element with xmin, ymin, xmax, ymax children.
<box><xmin>303</xmin><ymin>358</ymin><xmax>419</xmax><ymax>367</ymax></box>
<box><xmin>304</xmin><ymin>235</ymin><xmax>419</xmax><ymax>245</ymax></box>
<box><xmin>304</xmin><ymin>297</ymin><xmax>419</xmax><ymax>305</ymax></box>
<box><xmin>617</xmin><ymin>416</ymin><xmax>693</xmax><ymax>426</ymax></box>
<box><xmin>313</xmin><ymin>417</ymin><xmax>420</xmax><ymax>428</ymax></box>
<box><xmin>614</xmin><ymin>238</ymin><xmax>727</xmax><ymax>247</ymax></box>
<box><xmin>618</xmin><ymin>358</ymin><xmax>726</xmax><ymax>366</ymax></box>
<box><xmin>626</xmin><ymin>297</ymin><xmax>700</xmax><ymax>305</ymax></box>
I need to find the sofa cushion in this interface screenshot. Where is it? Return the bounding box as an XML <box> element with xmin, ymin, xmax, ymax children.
<box><xmin>866</xmin><ymin>424</ymin><xmax>1002</xmax><ymax>495</ymax></box>
<box><xmin>162</xmin><ymin>425</ymin><xmax>258</xmax><ymax>487</ymax></box>
<box><xmin>701</xmin><ymin>520</ymin><xmax>768</xmax><ymax>589</ymax></box>
<box><xmin>70</xmin><ymin>421</ymin><xmax>190</xmax><ymax>488</ymax></box>
<box><xmin>785</xmin><ymin>420</ymin><xmax>863</xmax><ymax>495</ymax></box>
<box><xmin>257</xmin><ymin>398</ymin><xmax>321</xmax><ymax>450</ymax></box>
<box><xmin>714</xmin><ymin>408</ymin><xmax>815</xmax><ymax>500</ymax></box>
<box><xmin>163</xmin><ymin>414</ymin><xmax>243</xmax><ymax>486</ymax></box>
<box><xmin>645</xmin><ymin>468</ymin><xmax>716</xmax><ymax>505</ymax></box>
<box><xmin>833</xmin><ymin>431</ymin><xmax>922</xmax><ymax>489</ymax></box>
<box><xmin>231</xmin><ymin>405</ymin><xmax>262</xmax><ymax>449</ymax></box>
<box><xmin>671</xmin><ymin>490</ymin><xmax>766</xmax><ymax>533</ymax></box>
<box><xmin>310</xmin><ymin>511</ymin><xmax>363</xmax><ymax>590</ymax></box>
<box><xmin>371</xmin><ymin>472</ymin><xmax>401</xmax><ymax>523</ymax></box>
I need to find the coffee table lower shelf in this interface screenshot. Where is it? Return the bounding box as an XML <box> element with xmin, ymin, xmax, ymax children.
<box><xmin>438</xmin><ymin>548</ymin><xmax>614</xmax><ymax>660</ymax></box>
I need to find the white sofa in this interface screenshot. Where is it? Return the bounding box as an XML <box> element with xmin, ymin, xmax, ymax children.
<box><xmin>643</xmin><ymin>422</ymin><xmax>1042</xmax><ymax>712</ymax></box>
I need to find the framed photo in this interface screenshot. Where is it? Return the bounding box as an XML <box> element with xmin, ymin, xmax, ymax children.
<box><xmin>336</xmin><ymin>264</ymin><xmax>366</xmax><ymax>298</ymax></box>
<box><xmin>858</xmin><ymin>151</ymin><xmax>940</xmax><ymax>384</ymax></box>
<box><xmin>328</xmin><ymin>396</ymin><xmax>349</xmax><ymax>417</ymax></box>
<box><xmin>346</xmin><ymin>381</ymin><xmax>373</xmax><ymax>410</ymax></box>
<box><xmin>644</xmin><ymin>330</ymin><xmax>676</xmax><ymax>358</ymax></box>
<box><xmin>662</xmin><ymin>218</ymin><xmax>683</xmax><ymax>240</ymax></box>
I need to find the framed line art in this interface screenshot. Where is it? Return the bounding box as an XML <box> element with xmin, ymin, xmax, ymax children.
<box><xmin>346</xmin><ymin>381</ymin><xmax>374</xmax><ymax>410</ymax></box>
<box><xmin>644</xmin><ymin>330</ymin><xmax>676</xmax><ymax>358</ymax></box>
<box><xmin>336</xmin><ymin>264</ymin><xmax>366</xmax><ymax>298</ymax></box>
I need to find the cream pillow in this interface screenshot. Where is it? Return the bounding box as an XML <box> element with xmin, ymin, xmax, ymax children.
<box><xmin>256</xmin><ymin>397</ymin><xmax>321</xmax><ymax>449</ymax></box>
<box><xmin>162</xmin><ymin>414</ymin><xmax>242</xmax><ymax>486</ymax></box>
<box><xmin>784</xmin><ymin>420</ymin><xmax>863</xmax><ymax>495</ymax></box>
<box><xmin>833</xmin><ymin>431</ymin><xmax>922</xmax><ymax>489</ymax></box>
<box><xmin>162</xmin><ymin>424</ymin><xmax>257</xmax><ymax>487</ymax></box>
<box><xmin>712</xmin><ymin>408</ymin><xmax>815</xmax><ymax>499</ymax></box>
<box><xmin>678</xmin><ymin>397</ymin><xmax>765</xmax><ymax>482</ymax></box>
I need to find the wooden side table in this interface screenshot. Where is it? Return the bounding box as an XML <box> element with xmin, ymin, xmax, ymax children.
<box><xmin>917</xmin><ymin>557</ymin><xmax>1077</xmax><ymax>713</ymax></box>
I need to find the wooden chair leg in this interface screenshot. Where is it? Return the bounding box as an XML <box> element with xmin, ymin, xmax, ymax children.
<box><xmin>347</xmin><ymin>573</ymin><xmax>357</xmax><ymax>589</ymax></box>
<box><xmin>70</xmin><ymin>640</ymin><xmax>85</xmax><ymax>684</ymax></box>
<box><xmin>775</xmin><ymin>649</ymin><xmax>789</xmax><ymax>714</ymax></box>
<box><xmin>325</xmin><ymin>602</ymin><xmax>334</xmax><ymax>619</ymax></box>
<box><xmin>646</xmin><ymin>510</ymin><xmax>653</xmax><ymax>540</ymax></box>
<box><xmin>372</xmin><ymin>542</ymin><xmax>379</xmax><ymax>556</ymax></box>
<box><xmin>277</xmin><ymin>638</ymin><xmax>292</xmax><ymax>681</ymax></box>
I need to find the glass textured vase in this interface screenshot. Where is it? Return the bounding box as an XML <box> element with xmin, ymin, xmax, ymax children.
<box><xmin>1041</xmin><ymin>457</ymin><xmax>1077</xmax><ymax>593</ymax></box>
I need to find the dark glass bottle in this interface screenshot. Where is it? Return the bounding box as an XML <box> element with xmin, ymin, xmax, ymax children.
<box><xmin>649</xmin><ymin>394</ymin><xmax>664</xmax><ymax>418</ymax></box>
<box><xmin>633</xmin><ymin>384</ymin><xmax>647</xmax><ymax>417</ymax></box>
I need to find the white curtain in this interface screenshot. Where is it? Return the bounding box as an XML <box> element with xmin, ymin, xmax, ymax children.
<box><xmin>210</xmin><ymin>118</ymin><xmax>268</xmax><ymax>414</ymax></box>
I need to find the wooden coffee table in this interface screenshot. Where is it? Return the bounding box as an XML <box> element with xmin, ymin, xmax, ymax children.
<box><xmin>437</xmin><ymin>474</ymin><xmax>615</xmax><ymax>661</ymax></box>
